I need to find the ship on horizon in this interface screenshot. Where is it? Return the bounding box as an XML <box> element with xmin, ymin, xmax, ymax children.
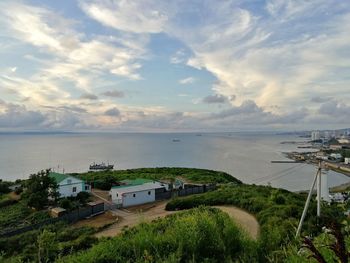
<box><xmin>89</xmin><ymin>162</ymin><xmax>114</xmax><ymax>170</ymax></box>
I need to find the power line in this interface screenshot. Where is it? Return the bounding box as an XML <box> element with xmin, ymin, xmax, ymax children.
<box><xmin>251</xmin><ymin>164</ymin><xmax>306</xmax><ymax>184</ymax></box>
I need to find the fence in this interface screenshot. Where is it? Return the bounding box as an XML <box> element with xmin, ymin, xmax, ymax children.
<box><xmin>155</xmin><ymin>184</ymin><xmax>216</xmax><ymax>200</ymax></box>
<box><xmin>1</xmin><ymin>184</ymin><xmax>216</xmax><ymax>238</ymax></box>
<box><xmin>0</xmin><ymin>204</ymin><xmax>104</xmax><ymax>238</ymax></box>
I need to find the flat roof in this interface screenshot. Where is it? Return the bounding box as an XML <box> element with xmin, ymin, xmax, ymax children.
<box><xmin>111</xmin><ymin>182</ymin><xmax>165</xmax><ymax>194</ymax></box>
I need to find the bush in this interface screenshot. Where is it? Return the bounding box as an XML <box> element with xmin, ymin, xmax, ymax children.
<box><xmin>76</xmin><ymin>192</ymin><xmax>91</xmax><ymax>205</ymax></box>
<box><xmin>58</xmin><ymin>207</ymin><xmax>258</xmax><ymax>263</ymax></box>
<box><xmin>58</xmin><ymin>198</ymin><xmax>74</xmax><ymax>210</ymax></box>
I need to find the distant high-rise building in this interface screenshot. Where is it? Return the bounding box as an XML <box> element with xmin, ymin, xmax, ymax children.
<box><xmin>324</xmin><ymin>131</ymin><xmax>331</xmax><ymax>140</ymax></box>
<box><xmin>311</xmin><ymin>130</ymin><xmax>320</xmax><ymax>141</ymax></box>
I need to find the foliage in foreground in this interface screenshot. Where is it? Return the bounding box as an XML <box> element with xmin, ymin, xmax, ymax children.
<box><xmin>0</xmin><ymin>222</ymin><xmax>96</xmax><ymax>262</ymax></box>
<box><xmin>166</xmin><ymin>184</ymin><xmax>345</xmax><ymax>261</ymax></box>
<box><xmin>283</xmin><ymin>221</ymin><xmax>350</xmax><ymax>263</ymax></box>
<box><xmin>59</xmin><ymin>207</ymin><xmax>257</xmax><ymax>263</ymax></box>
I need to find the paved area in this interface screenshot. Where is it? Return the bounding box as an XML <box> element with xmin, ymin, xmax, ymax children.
<box><xmin>95</xmin><ymin>202</ymin><xmax>259</xmax><ymax>240</ymax></box>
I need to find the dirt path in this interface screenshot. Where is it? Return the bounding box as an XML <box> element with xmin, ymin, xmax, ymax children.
<box><xmin>213</xmin><ymin>206</ymin><xmax>259</xmax><ymax>239</ymax></box>
<box><xmin>95</xmin><ymin>202</ymin><xmax>259</xmax><ymax>240</ymax></box>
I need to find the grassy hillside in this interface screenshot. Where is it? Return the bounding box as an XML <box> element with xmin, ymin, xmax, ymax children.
<box><xmin>165</xmin><ymin>184</ymin><xmax>345</xmax><ymax>261</ymax></box>
<box><xmin>58</xmin><ymin>207</ymin><xmax>257</xmax><ymax>263</ymax></box>
<box><xmin>73</xmin><ymin>167</ymin><xmax>242</xmax><ymax>190</ymax></box>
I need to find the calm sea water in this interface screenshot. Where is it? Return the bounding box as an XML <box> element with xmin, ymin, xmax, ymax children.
<box><xmin>0</xmin><ymin>132</ymin><xmax>349</xmax><ymax>191</ymax></box>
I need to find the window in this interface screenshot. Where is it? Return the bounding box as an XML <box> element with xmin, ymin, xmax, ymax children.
<box><xmin>133</xmin><ymin>193</ymin><xmax>136</xmax><ymax>197</ymax></box>
<box><xmin>116</xmin><ymin>193</ymin><xmax>118</xmax><ymax>197</ymax></box>
<box><xmin>67</xmin><ymin>179</ymin><xmax>72</xmax><ymax>184</ymax></box>
<box><xmin>148</xmin><ymin>191</ymin><xmax>151</xmax><ymax>195</ymax></box>
<box><xmin>72</xmin><ymin>187</ymin><xmax>76</xmax><ymax>193</ymax></box>
<box><xmin>85</xmin><ymin>185</ymin><xmax>90</xmax><ymax>191</ymax></box>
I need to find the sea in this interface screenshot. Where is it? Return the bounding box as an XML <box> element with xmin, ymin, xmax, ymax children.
<box><xmin>0</xmin><ymin>132</ymin><xmax>349</xmax><ymax>192</ymax></box>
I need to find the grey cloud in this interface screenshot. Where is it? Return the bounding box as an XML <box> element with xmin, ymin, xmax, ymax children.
<box><xmin>102</xmin><ymin>90</ymin><xmax>125</xmax><ymax>98</ymax></box>
<box><xmin>80</xmin><ymin>93</ymin><xmax>98</xmax><ymax>100</ymax></box>
<box><xmin>310</xmin><ymin>96</ymin><xmax>332</xmax><ymax>103</ymax></box>
<box><xmin>104</xmin><ymin>107</ymin><xmax>121</xmax><ymax>117</ymax></box>
<box><xmin>211</xmin><ymin>100</ymin><xmax>261</xmax><ymax>119</ymax></box>
<box><xmin>318</xmin><ymin>101</ymin><xmax>350</xmax><ymax>116</ymax></box>
<box><xmin>0</xmin><ymin>101</ymin><xmax>46</xmax><ymax>128</ymax></box>
<box><xmin>203</xmin><ymin>94</ymin><xmax>228</xmax><ymax>104</ymax></box>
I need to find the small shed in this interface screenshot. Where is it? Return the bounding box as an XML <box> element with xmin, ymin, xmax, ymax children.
<box><xmin>87</xmin><ymin>201</ymin><xmax>105</xmax><ymax>215</ymax></box>
<box><xmin>50</xmin><ymin>207</ymin><xmax>66</xmax><ymax>218</ymax></box>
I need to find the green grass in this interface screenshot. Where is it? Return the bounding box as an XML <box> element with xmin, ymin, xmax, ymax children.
<box><xmin>72</xmin><ymin>167</ymin><xmax>242</xmax><ymax>190</ymax></box>
<box><xmin>0</xmin><ymin>202</ymin><xmax>32</xmax><ymax>231</ymax></box>
<box><xmin>58</xmin><ymin>207</ymin><xmax>257</xmax><ymax>263</ymax></box>
<box><xmin>0</xmin><ymin>222</ymin><xmax>97</xmax><ymax>262</ymax></box>
<box><xmin>0</xmin><ymin>201</ymin><xmax>52</xmax><ymax>234</ymax></box>
<box><xmin>165</xmin><ymin>184</ymin><xmax>345</xmax><ymax>261</ymax></box>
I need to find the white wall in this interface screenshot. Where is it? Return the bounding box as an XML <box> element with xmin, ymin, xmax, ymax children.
<box><xmin>123</xmin><ymin>189</ymin><xmax>155</xmax><ymax>207</ymax></box>
<box><xmin>110</xmin><ymin>188</ymin><xmax>156</xmax><ymax>207</ymax></box>
<box><xmin>58</xmin><ymin>176</ymin><xmax>84</xmax><ymax>198</ymax></box>
<box><xmin>110</xmin><ymin>188</ymin><xmax>123</xmax><ymax>204</ymax></box>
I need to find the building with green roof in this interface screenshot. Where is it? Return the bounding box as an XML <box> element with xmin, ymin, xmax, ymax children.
<box><xmin>49</xmin><ymin>172</ymin><xmax>90</xmax><ymax>198</ymax></box>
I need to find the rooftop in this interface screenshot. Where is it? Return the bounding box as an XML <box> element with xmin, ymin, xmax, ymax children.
<box><xmin>111</xmin><ymin>182</ymin><xmax>165</xmax><ymax>194</ymax></box>
<box><xmin>49</xmin><ymin>172</ymin><xmax>81</xmax><ymax>184</ymax></box>
<box><xmin>119</xmin><ymin>178</ymin><xmax>154</xmax><ymax>186</ymax></box>
<box><xmin>49</xmin><ymin>172</ymin><xmax>70</xmax><ymax>184</ymax></box>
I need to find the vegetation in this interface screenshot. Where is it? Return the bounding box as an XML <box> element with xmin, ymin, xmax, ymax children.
<box><xmin>22</xmin><ymin>170</ymin><xmax>59</xmax><ymax>210</ymax></box>
<box><xmin>59</xmin><ymin>207</ymin><xmax>257</xmax><ymax>263</ymax></box>
<box><xmin>58</xmin><ymin>192</ymin><xmax>92</xmax><ymax>211</ymax></box>
<box><xmin>73</xmin><ymin>167</ymin><xmax>242</xmax><ymax>190</ymax></box>
<box><xmin>0</xmin><ymin>180</ymin><xmax>11</xmax><ymax>194</ymax></box>
<box><xmin>165</xmin><ymin>184</ymin><xmax>345</xmax><ymax>261</ymax></box>
<box><xmin>0</xmin><ymin>168</ymin><xmax>347</xmax><ymax>262</ymax></box>
<box><xmin>0</xmin><ymin>222</ymin><xmax>97</xmax><ymax>262</ymax></box>
<box><xmin>283</xmin><ymin>221</ymin><xmax>350</xmax><ymax>262</ymax></box>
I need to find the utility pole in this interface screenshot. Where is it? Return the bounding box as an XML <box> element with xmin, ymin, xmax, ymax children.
<box><xmin>296</xmin><ymin>161</ymin><xmax>322</xmax><ymax>237</ymax></box>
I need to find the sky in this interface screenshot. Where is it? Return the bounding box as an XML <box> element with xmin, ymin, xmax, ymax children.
<box><xmin>0</xmin><ymin>0</ymin><xmax>349</xmax><ymax>132</ymax></box>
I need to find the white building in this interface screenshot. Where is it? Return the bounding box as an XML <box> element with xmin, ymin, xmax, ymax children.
<box><xmin>311</xmin><ymin>130</ymin><xmax>320</xmax><ymax>141</ymax></box>
<box><xmin>330</xmin><ymin>153</ymin><xmax>342</xmax><ymax>160</ymax></box>
<box><xmin>109</xmin><ymin>181</ymin><xmax>166</xmax><ymax>207</ymax></box>
<box><xmin>49</xmin><ymin>172</ymin><xmax>90</xmax><ymax>198</ymax></box>
<box><xmin>345</xmin><ymin>157</ymin><xmax>350</xmax><ymax>165</ymax></box>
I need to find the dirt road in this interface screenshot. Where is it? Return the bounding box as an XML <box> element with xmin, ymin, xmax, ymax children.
<box><xmin>95</xmin><ymin>202</ymin><xmax>259</xmax><ymax>240</ymax></box>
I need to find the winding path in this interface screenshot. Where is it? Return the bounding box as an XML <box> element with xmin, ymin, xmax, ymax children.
<box><xmin>95</xmin><ymin>202</ymin><xmax>259</xmax><ymax>240</ymax></box>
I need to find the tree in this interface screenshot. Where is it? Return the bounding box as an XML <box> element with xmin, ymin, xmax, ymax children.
<box><xmin>37</xmin><ymin>229</ymin><xmax>58</xmax><ymax>263</ymax></box>
<box><xmin>23</xmin><ymin>169</ymin><xmax>59</xmax><ymax>210</ymax></box>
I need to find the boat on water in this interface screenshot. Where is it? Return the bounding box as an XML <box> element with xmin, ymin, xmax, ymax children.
<box><xmin>89</xmin><ymin>162</ymin><xmax>114</xmax><ymax>170</ymax></box>
<box><xmin>172</xmin><ymin>138</ymin><xmax>181</xmax><ymax>142</ymax></box>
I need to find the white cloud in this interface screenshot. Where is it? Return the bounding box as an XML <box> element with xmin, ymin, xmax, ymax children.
<box><xmin>79</xmin><ymin>0</ymin><xmax>168</xmax><ymax>33</ymax></box>
<box><xmin>179</xmin><ymin>77</ymin><xmax>195</xmax><ymax>85</ymax></box>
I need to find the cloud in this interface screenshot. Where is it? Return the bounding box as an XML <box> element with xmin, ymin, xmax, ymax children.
<box><xmin>170</xmin><ymin>49</ymin><xmax>187</xmax><ymax>64</ymax></box>
<box><xmin>0</xmin><ymin>100</ymin><xmax>46</xmax><ymax>128</ymax></box>
<box><xmin>318</xmin><ymin>100</ymin><xmax>350</xmax><ymax>116</ymax></box>
<box><xmin>79</xmin><ymin>0</ymin><xmax>168</xmax><ymax>33</ymax></box>
<box><xmin>202</xmin><ymin>94</ymin><xmax>227</xmax><ymax>104</ymax></box>
<box><xmin>179</xmin><ymin>77</ymin><xmax>195</xmax><ymax>85</ymax></box>
<box><xmin>310</xmin><ymin>96</ymin><xmax>332</xmax><ymax>103</ymax></box>
<box><xmin>80</xmin><ymin>93</ymin><xmax>98</xmax><ymax>100</ymax></box>
<box><xmin>101</xmin><ymin>90</ymin><xmax>125</xmax><ymax>98</ymax></box>
<box><xmin>104</xmin><ymin>107</ymin><xmax>121</xmax><ymax>117</ymax></box>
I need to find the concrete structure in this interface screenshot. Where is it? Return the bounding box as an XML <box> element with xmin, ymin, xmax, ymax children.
<box><xmin>329</xmin><ymin>144</ymin><xmax>343</xmax><ymax>150</ymax></box>
<box><xmin>311</xmin><ymin>130</ymin><xmax>320</xmax><ymax>141</ymax></box>
<box><xmin>338</xmin><ymin>138</ymin><xmax>350</xmax><ymax>144</ymax></box>
<box><xmin>330</xmin><ymin>153</ymin><xmax>342</xmax><ymax>160</ymax></box>
<box><xmin>109</xmin><ymin>180</ymin><xmax>166</xmax><ymax>207</ymax></box>
<box><xmin>49</xmin><ymin>172</ymin><xmax>90</xmax><ymax>198</ymax></box>
<box><xmin>318</xmin><ymin>172</ymin><xmax>330</xmax><ymax>202</ymax></box>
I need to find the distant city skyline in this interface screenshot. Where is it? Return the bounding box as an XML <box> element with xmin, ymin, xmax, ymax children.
<box><xmin>0</xmin><ymin>0</ymin><xmax>349</xmax><ymax>132</ymax></box>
